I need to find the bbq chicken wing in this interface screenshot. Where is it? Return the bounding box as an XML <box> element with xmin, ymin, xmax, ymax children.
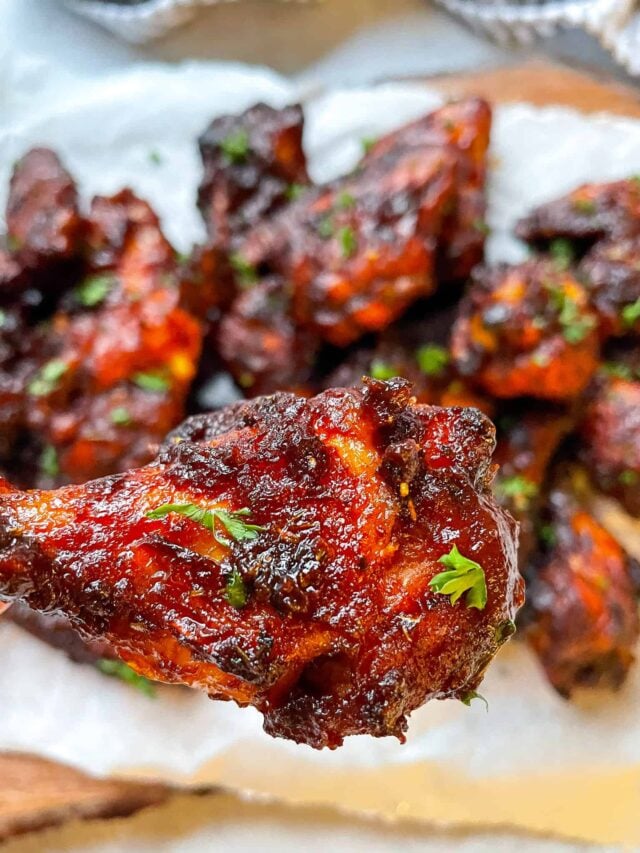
<box><xmin>525</xmin><ymin>486</ymin><xmax>640</xmax><ymax>697</ymax></box>
<box><xmin>197</xmin><ymin>103</ymin><xmax>311</xmax><ymax>249</ymax></box>
<box><xmin>493</xmin><ymin>406</ymin><xmax>575</xmax><ymax>567</ymax></box>
<box><xmin>451</xmin><ymin>259</ymin><xmax>600</xmax><ymax>400</ymax></box>
<box><xmin>579</xmin><ymin>369</ymin><xmax>640</xmax><ymax>516</ymax></box>
<box><xmin>20</xmin><ymin>190</ymin><xmax>203</xmax><ymax>486</ymax></box>
<box><xmin>579</xmin><ymin>237</ymin><xmax>640</xmax><ymax>338</ymax></box>
<box><xmin>516</xmin><ymin>178</ymin><xmax>640</xmax><ymax>248</ymax></box>
<box><xmin>0</xmin><ymin>380</ymin><xmax>523</xmax><ymax>748</ymax></box>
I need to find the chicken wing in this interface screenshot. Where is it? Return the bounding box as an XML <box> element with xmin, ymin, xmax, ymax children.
<box><xmin>579</xmin><ymin>369</ymin><xmax>640</xmax><ymax>516</ymax></box>
<box><xmin>579</xmin><ymin>237</ymin><xmax>640</xmax><ymax>338</ymax></box>
<box><xmin>451</xmin><ymin>259</ymin><xmax>600</xmax><ymax>400</ymax></box>
<box><xmin>19</xmin><ymin>190</ymin><xmax>203</xmax><ymax>486</ymax></box>
<box><xmin>525</xmin><ymin>485</ymin><xmax>639</xmax><ymax>697</ymax></box>
<box><xmin>0</xmin><ymin>379</ymin><xmax>522</xmax><ymax>748</ymax></box>
<box><xmin>197</xmin><ymin>103</ymin><xmax>310</xmax><ymax>248</ymax></box>
<box><xmin>516</xmin><ymin>177</ymin><xmax>640</xmax><ymax>248</ymax></box>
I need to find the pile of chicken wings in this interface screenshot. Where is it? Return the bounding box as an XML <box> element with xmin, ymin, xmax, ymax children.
<box><xmin>1</xmin><ymin>95</ymin><xmax>639</xmax><ymax>730</ymax></box>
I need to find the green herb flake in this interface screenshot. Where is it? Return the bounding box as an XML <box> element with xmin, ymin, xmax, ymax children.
<box><xmin>361</xmin><ymin>136</ymin><xmax>378</xmax><ymax>155</ymax></box>
<box><xmin>369</xmin><ymin>359</ymin><xmax>398</xmax><ymax>381</ymax></box>
<box><xmin>495</xmin><ymin>474</ymin><xmax>538</xmax><ymax>511</ymax></box>
<box><xmin>285</xmin><ymin>183</ymin><xmax>305</xmax><ymax>202</ymax></box>
<box><xmin>0</xmin><ymin>309</ymin><xmax>6</xmax><ymax>328</ymax></box>
<box><xmin>225</xmin><ymin>567</ymin><xmax>248</xmax><ymax>609</ymax></box>
<box><xmin>97</xmin><ymin>659</ymin><xmax>157</xmax><ymax>698</ymax></box>
<box><xmin>619</xmin><ymin>469</ymin><xmax>639</xmax><ymax>487</ymax></box>
<box><xmin>602</xmin><ymin>362</ymin><xmax>633</xmax><ymax>381</ymax></box>
<box><xmin>230</xmin><ymin>252</ymin><xmax>259</xmax><ymax>288</ymax></box>
<box><xmin>622</xmin><ymin>298</ymin><xmax>640</xmax><ymax>328</ymax></box>
<box><xmin>337</xmin><ymin>225</ymin><xmax>357</xmax><ymax>259</ymax></box>
<box><xmin>429</xmin><ymin>544</ymin><xmax>487</xmax><ymax>610</ymax></box>
<box><xmin>549</xmin><ymin>238</ymin><xmax>575</xmax><ymax>270</ymax></box>
<box><xmin>460</xmin><ymin>690</ymin><xmax>488</xmax><ymax>711</ymax></box>
<box><xmin>495</xmin><ymin>619</ymin><xmax>517</xmax><ymax>644</ymax></box>
<box><xmin>539</xmin><ymin>523</ymin><xmax>557</xmax><ymax>548</ymax></box>
<box><xmin>148</xmin><ymin>149</ymin><xmax>162</xmax><ymax>166</ymax></box>
<box><xmin>337</xmin><ymin>191</ymin><xmax>356</xmax><ymax>211</ymax></box>
<box><xmin>133</xmin><ymin>371</ymin><xmax>170</xmax><ymax>394</ymax></box>
<box><xmin>549</xmin><ymin>287</ymin><xmax>596</xmax><ymax>344</ymax></box>
<box><xmin>39</xmin><ymin>445</ymin><xmax>59</xmax><ymax>478</ymax></box>
<box><xmin>220</xmin><ymin>129</ymin><xmax>250</xmax><ymax>164</ymax></box>
<box><xmin>75</xmin><ymin>273</ymin><xmax>116</xmax><ymax>308</ymax></box>
<box><xmin>415</xmin><ymin>344</ymin><xmax>450</xmax><ymax>377</ymax></box>
<box><xmin>27</xmin><ymin>359</ymin><xmax>69</xmax><ymax>397</ymax></box>
<box><xmin>110</xmin><ymin>406</ymin><xmax>132</xmax><ymax>426</ymax></box>
<box><xmin>472</xmin><ymin>218</ymin><xmax>491</xmax><ymax>236</ymax></box>
<box><xmin>572</xmin><ymin>197</ymin><xmax>597</xmax><ymax>215</ymax></box>
<box><xmin>147</xmin><ymin>503</ymin><xmax>265</xmax><ymax>548</ymax></box>
<box><xmin>317</xmin><ymin>216</ymin><xmax>334</xmax><ymax>240</ymax></box>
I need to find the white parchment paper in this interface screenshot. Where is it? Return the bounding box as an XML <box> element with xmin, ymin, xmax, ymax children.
<box><xmin>1</xmin><ymin>60</ymin><xmax>640</xmax><ymax>845</ymax></box>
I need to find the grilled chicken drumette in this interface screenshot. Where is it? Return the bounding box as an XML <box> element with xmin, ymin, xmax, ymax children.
<box><xmin>0</xmin><ymin>380</ymin><xmax>522</xmax><ymax>747</ymax></box>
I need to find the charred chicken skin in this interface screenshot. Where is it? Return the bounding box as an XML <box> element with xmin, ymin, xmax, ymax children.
<box><xmin>525</xmin><ymin>486</ymin><xmax>640</xmax><ymax>697</ymax></box>
<box><xmin>451</xmin><ymin>259</ymin><xmax>600</xmax><ymax>400</ymax></box>
<box><xmin>0</xmin><ymin>380</ymin><xmax>522</xmax><ymax>747</ymax></box>
<box><xmin>579</xmin><ymin>237</ymin><xmax>640</xmax><ymax>338</ymax></box>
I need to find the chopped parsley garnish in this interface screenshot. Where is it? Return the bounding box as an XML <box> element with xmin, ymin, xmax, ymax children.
<box><xmin>230</xmin><ymin>252</ymin><xmax>258</xmax><ymax>288</ymax></box>
<box><xmin>337</xmin><ymin>191</ymin><xmax>356</xmax><ymax>210</ymax></box>
<box><xmin>539</xmin><ymin>523</ymin><xmax>557</xmax><ymax>548</ymax></box>
<box><xmin>549</xmin><ymin>287</ymin><xmax>595</xmax><ymax>344</ymax></box>
<box><xmin>472</xmin><ymin>218</ymin><xmax>491</xmax><ymax>236</ymax></box>
<box><xmin>110</xmin><ymin>406</ymin><xmax>132</xmax><ymax>426</ymax></box>
<box><xmin>369</xmin><ymin>358</ymin><xmax>398</xmax><ymax>381</ymax></box>
<box><xmin>572</xmin><ymin>197</ymin><xmax>597</xmax><ymax>215</ymax></box>
<box><xmin>317</xmin><ymin>216</ymin><xmax>334</xmax><ymax>239</ymax></box>
<box><xmin>0</xmin><ymin>309</ymin><xmax>6</xmax><ymax>328</ymax></box>
<box><xmin>622</xmin><ymin>298</ymin><xmax>640</xmax><ymax>328</ymax></box>
<box><xmin>6</xmin><ymin>235</ymin><xmax>22</xmax><ymax>252</ymax></box>
<box><xmin>75</xmin><ymin>273</ymin><xmax>115</xmax><ymax>307</ymax></box>
<box><xmin>549</xmin><ymin>238</ymin><xmax>575</xmax><ymax>270</ymax></box>
<box><xmin>429</xmin><ymin>545</ymin><xmax>487</xmax><ymax>610</ymax></box>
<box><xmin>28</xmin><ymin>359</ymin><xmax>69</xmax><ymax>396</ymax></box>
<box><xmin>415</xmin><ymin>344</ymin><xmax>449</xmax><ymax>376</ymax></box>
<box><xmin>361</xmin><ymin>136</ymin><xmax>378</xmax><ymax>155</ymax></box>
<box><xmin>148</xmin><ymin>149</ymin><xmax>162</xmax><ymax>166</ymax></box>
<box><xmin>531</xmin><ymin>351</ymin><xmax>551</xmax><ymax>368</ymax></box>
<box><xmin>285</xmin><ymin>183</ymin><xmax>305</xmax><ymax>202</ymax></box>
<box><xmin>146</xmin><ymin>503</ymin><xmax>265</xmax><ymax>547</ymax></box>
<box><xmin>225</xmin><ymin>567</ymin><xmax>248</xmax><ymax>608</ymax></box>
<box><xmin>495</xmin><ymin>619</ymin><xmax>517</xmax><ymax>643</ymax></box>
<box><xmin>220</xmin><ymin>129</ymin><xmax>250</xmax><ymax>164</ymax></box>
<box><xmin>97</xmin><ymin>659</ymin><xmax>156</xmax><ymax>698</ymax></box>
<box><xmin>619</xmin><ymin>469</ymin><xmax>639</xmax><ymax>487</ymax></box>
<box><xmin>338</xmin><ymin>225</ymin><xmax>357</xmax><ymax>259</ymax></box>
<box><xmin>133</xmin><ymin>371</ymin><xmax>170</xmax><ymax>393</ymax></box>
<box><xmin>495</xmin><ymin>475</ymin><xmax>538</xmax><ymax>510</ymax></box>
<box><xmin>39</xmin><ymin>445</ymin><xmax>59</xmax><ymax>478</ymax></box>
<box><xmin>602</xmin><ymin>362</ymin><xmax>633</xmax><ymax>380</ymax></box>
<box><xmin>460</xmin><ymin>690</ymin><xmax>488</xmax><ymax>710</ymax></box>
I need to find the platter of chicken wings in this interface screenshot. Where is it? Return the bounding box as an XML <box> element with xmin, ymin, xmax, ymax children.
<box><xmin>1</xmin><ymin>70</ymin><xmax>639</xmax><ymax>782</ymax></box>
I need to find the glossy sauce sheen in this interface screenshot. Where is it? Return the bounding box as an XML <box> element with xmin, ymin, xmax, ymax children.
<box><xmin>0</xmin><ymin>380</ymin><xmax>522</xmax><ymax>748</ymax></box>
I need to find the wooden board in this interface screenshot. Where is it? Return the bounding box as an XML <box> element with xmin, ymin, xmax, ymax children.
<box><xmin>2</xmin><ymin>56</ymin><xmax>640</xmax><ymax>842</ymax></box>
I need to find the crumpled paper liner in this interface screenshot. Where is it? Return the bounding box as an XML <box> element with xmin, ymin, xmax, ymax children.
<box><xmin>1</xmin><ymin>60</ymin><xmax>640</xmax><ymax>845</ymax></box>
<box><xmin>433</xmin><ymin>0</ymin><xmax>640</xmax><ymax>76</ymax></box>
<box><xmin>64</xmin><ymin>0</ymin><xmax>309</xmax><ymax>44</ymax></box>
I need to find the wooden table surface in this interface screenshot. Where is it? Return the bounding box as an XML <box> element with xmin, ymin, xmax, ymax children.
<box><xmin>2</xmin><ymin>57</ymin><xmax>640</xmax><ymax>843</ymax></box>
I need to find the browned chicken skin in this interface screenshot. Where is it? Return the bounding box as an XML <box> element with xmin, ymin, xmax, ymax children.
<box><xmin>0</xmin><ymin>380</ymin><xmax>523</xmax><ymax>747</ymax></box>
<box><xmin>579</xmin><ymin>237</ymin><xmax>640</xmax><ymax>338</ymax></box>
<box><xmin>451</xmin><ymin>259</ymin><xmax>600</xmax><ymax>400</ymax></box>
<box><xmin>525</xmin><ymin>485</ymin><xmax>639</xmax><ymax>697</ymax></box>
